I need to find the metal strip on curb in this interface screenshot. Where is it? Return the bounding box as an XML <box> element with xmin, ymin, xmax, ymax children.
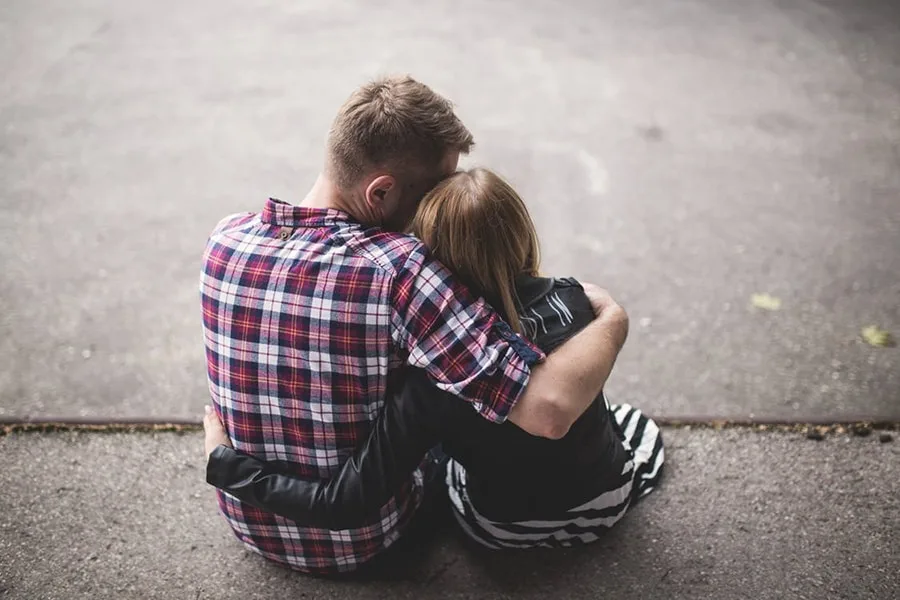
<box><xmin>1</xmin><ymin>416</ymin><xmax>897</xmax><ymax>436</ymax></box>
<box><xmin>1</xmin><ymin>419</ymin><xmax>201</xmax><ymax>435</ymax></box>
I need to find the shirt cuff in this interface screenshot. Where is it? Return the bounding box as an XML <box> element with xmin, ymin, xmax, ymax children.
<box><xmin>469</xmin><ymin>320</ymin><xmax>546</xmax><ymax>424</ymax></box>
<box><xmin>492</xmin><ymin>320</ymin><xmax>545</xmax><ymax>366</ymax></box>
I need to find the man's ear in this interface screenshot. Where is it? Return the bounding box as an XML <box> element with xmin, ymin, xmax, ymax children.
<box><xmin>364</xmin><ymin>175</ymin><xmax>396</xmax><ymax>210</ymax></box>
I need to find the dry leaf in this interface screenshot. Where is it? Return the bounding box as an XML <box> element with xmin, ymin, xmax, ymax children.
<box><xmin>750</xmin><ymin>293</ymin><xmax>781</xmax><ymax>311</ymax></box>
<box><xmin>861</xmin><ymin>325</ymin><xmax>895</xmax><ymax>347</ymax></box>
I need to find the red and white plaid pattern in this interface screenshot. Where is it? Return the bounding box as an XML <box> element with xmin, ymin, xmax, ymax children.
<box><xmin>200</xmin><ymin>198</ymin><xmax>543</xmax><ymax>574</ymax></box>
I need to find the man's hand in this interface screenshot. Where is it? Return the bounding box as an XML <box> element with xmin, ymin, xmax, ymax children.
<box><xmin>508</xmin><ymin>284</ymin><xmax>628</xmax><ymax>439</ymax></box>
<box><xmin>581</xmin><ymin>282</ymin><xmax>619</xmax><ymax>317</ymax></box>
<box><xmin>203</xmin><ymin>405</ymin><xmax>233</xmax><ymax>459</ymax></box>
<box><xmin>581</xmin><ymin>282</ymin><xmax>629</xmax><ymax>347</ymax></box>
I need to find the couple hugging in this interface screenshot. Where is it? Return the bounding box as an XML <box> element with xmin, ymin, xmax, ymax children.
<box><xmin>200</xmin><ymin>75</ymin><xmax>664</xmax><ymax>576</ymax></box>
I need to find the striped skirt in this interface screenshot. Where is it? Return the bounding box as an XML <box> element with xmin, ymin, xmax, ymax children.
<box><xmin>444</xmin><ymin>403</ymin><xmax>664</xmax><ymax>549</ymax></box>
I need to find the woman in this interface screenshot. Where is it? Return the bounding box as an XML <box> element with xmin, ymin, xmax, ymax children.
<box><xmin>204</xmin><ymin>168</ymin><xmax>664</xmax><ymax>549</ymax></box>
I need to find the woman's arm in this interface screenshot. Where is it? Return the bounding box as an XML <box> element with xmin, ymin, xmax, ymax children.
<box><xmin>205</xmin><ymin>369</ymin><xmax>474</xmax><ymax>530</ymax></box>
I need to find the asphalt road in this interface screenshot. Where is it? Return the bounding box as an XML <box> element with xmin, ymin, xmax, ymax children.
<box><xmin>0</xmin><ymin>428</ymin><xmax>897</xmax><ymax>599</ymax></box>
<box><xmin>1</xmin><ymin>0</ymin><xmax>898</xmax><ymax>421</ymax></box>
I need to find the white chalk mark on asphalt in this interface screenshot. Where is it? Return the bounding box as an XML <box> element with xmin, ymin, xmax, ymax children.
<box><xmin>573</xmin><ymin>234</ymin><xmax>604</xmax><ymax>254</ymax></box>
<box><xmin>575</xmin><ymin>149</ymin><xmax>609</xmax><ymax>196</ymax></box>
<box><xmin>534</xmin><ymin>142</ymin><xmax>609</xmax><ymax>196</ymax></box>
<box><xmin>532</xmin><ymin>143</ymin><xmax>610</xmax><ymax>197</ymax></box>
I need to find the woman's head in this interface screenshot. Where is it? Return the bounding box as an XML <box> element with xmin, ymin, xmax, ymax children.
<box><xmin>411</xmin><ymin>168</ymin><xmax>541</xmax><ymax>333</ymax></box>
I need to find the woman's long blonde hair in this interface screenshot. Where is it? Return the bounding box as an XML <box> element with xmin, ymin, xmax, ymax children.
<box><xmin>410</xmin><ymin>168</ymin><xmax>541</xmax><ymax>333</ymax></box>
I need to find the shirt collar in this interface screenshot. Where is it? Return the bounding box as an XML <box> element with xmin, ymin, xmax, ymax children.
<box><xmin>261</xmin><ymin>198</ymin><xmax>354</xmax><ymax>228</ymax></box>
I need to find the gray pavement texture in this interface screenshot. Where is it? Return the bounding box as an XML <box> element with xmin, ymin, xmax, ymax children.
<box><xmin>1</xmin><ymin>428</ymin><xmax>898</xmax><ymax>600</ymax></box>
<box><xmin>0</xmin><ymin>0</ymin><xmax>898</xmax><ymax>422</ymax></box>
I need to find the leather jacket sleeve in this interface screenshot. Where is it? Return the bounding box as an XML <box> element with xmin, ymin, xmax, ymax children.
<box><xmin>206</xmin><ymin>368</ymin><xmax>474</xmax><ymax>530</ymax></box>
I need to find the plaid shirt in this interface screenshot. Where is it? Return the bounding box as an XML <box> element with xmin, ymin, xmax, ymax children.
<box><xmin>200</xmin><ymin>198</ymin><xmax>543</xmax><ymax>574</ymax></box>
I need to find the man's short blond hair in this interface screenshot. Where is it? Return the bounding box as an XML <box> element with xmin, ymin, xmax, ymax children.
<box><xmin>326</xmin><ymin>76</ymin><xmax>474</xmax><ymax>190</ymax></box>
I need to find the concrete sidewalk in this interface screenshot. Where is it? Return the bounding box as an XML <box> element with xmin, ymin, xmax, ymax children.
<box><xmin>1</xmin><ymin>427</ymin><xmax>896</xmax><ymax>600</ymax></box>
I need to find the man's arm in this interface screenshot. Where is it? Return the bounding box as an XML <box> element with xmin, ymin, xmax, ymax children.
<box><xmin>507</xmin><ymin>284</ymin><xmax>628</xmax><ymax>439</ymax></box>
<box><xmin>392</xmin><ymin>246</ymin><xmax>628</xmax><ymax>440</ymax></box>
<box><xmin>390</xmin><ymin>247</ymin><xmax>546</xmax><ymax>425</ymax></box>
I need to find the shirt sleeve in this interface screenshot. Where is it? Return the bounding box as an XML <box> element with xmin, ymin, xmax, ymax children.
<box><xmin>389</xmin><ymin>245</ymin><xmax>545</xmax><ymax>424</ymax></box>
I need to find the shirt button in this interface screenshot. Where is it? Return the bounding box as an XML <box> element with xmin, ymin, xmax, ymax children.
<box><xmin>278</xmin><ymin>227</ymin><xmax>292</xmax><ymax>240</ymax></box>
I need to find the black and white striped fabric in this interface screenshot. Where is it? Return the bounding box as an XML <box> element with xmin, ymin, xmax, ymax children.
<box><xmin>444</xmin><ymin>401</ymin><xmax>664</xmax><ymax>549</ymax></box>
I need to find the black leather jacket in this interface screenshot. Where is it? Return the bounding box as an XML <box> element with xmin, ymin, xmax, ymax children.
<box><xmin>207</xmin><ymin>276</ymin><xmax>628</xmax><ymax>528</ymax></box>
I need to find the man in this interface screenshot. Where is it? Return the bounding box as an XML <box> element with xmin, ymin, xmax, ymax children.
<box><xmin>200</xmin><ymin>75</ymin><xmax>628</xmax><ymax>574</ymax></box>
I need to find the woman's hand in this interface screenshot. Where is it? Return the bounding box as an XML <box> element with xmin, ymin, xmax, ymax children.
<box><xmin>203</xmin><ymin>405</ymin><xmax>233</xmax><ymax>459</ymax></box>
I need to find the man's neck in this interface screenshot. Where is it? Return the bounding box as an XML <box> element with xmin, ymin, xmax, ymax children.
<box><xmin>300</xmin><ymin>173</ymin><xmax>343</xmax><ymax>211</ymax></box>
<box><xmin>301</xmin><ymin>173</ymin><xmax>378</xmax><ymax>227</ymax></box>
